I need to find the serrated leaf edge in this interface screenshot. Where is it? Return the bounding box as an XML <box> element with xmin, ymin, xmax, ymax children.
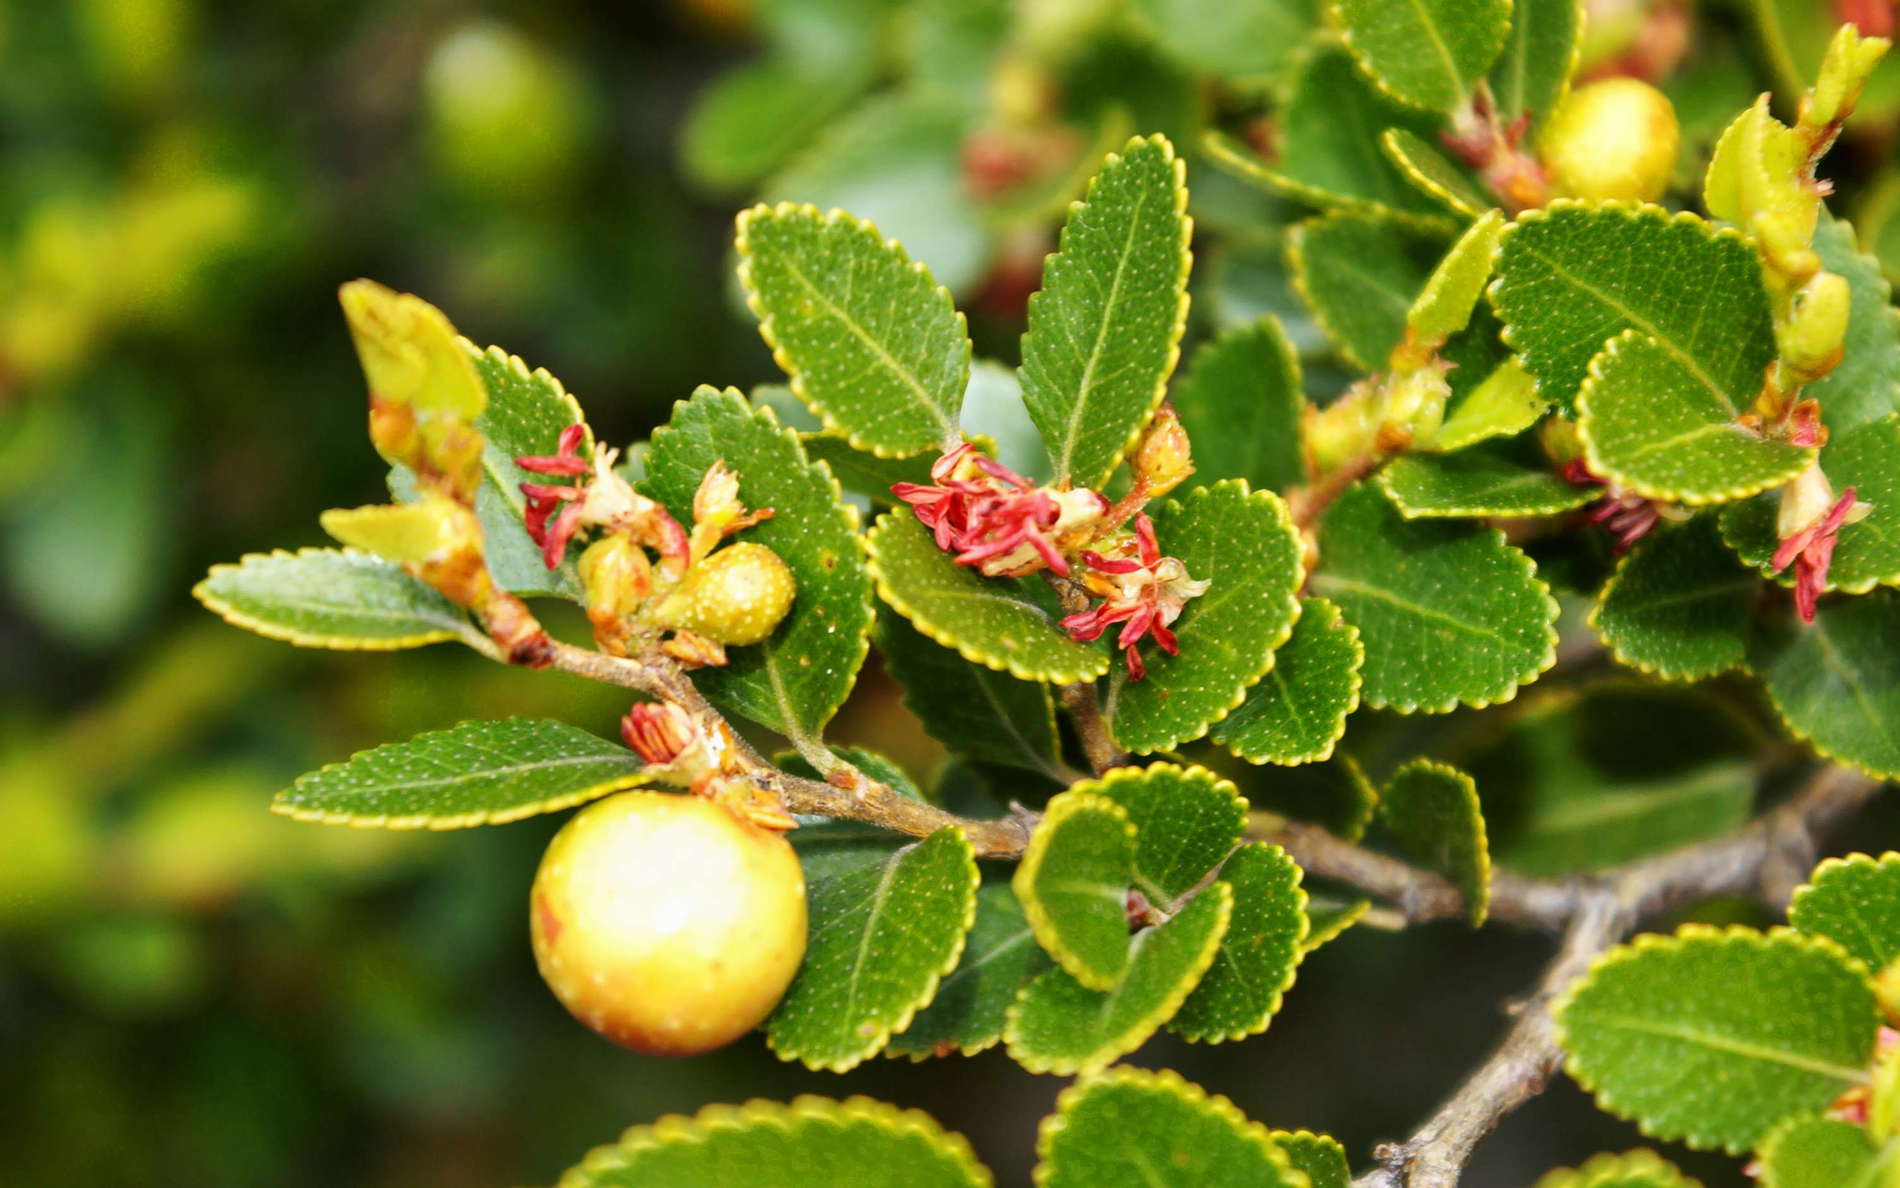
<box><xmin>1790</xmin><ymin>851</ymin><xmax>1900</xmax><ymax>966</ymax></box>
<box><xmin>1079</xmin><ymin>761</ymin><xmax>1253</xmax><ymax>900</ymax></box>
<box><xmin>271</xmin><ymin>718</ymin><xmax>651</xmax><ymax>830</ymax></box>
<box><xmin>735</xmin><ymin>201</ymin><xmax>970</xmax><ymax>458</ymax></box>
<box><xmin>873</xmin><ymin>615</ymin><xmax>1067</xmax><ymax>782</ymax></box>
<box><xmin>1213</xmin><ymin>598</ymin><xmax>1365</xmax><ymax>766</ymax></box>
<box><xmin>1022</xmin><ymin>133</ymin><xmax>1193</xmax><ymax>488</ymax></box>
<box><xmin>1170</xmin><ymin>842</ymin><xmax>1313</xmax><ymax>1044</ymax></box>
<box><xmin>768</xmin><ymin>827</ymin><xmax>981</xmax><ymax>1073</ymax></box>
<box><xmin>865</xmin><ymin>507</ymin><xmax>1112</xmax><ymax>684</ymax></box>
<box><xmin>1107</xmin><ymin>481</ymin><xmax>1306</xmax><ymax>752</ymax></box>
<box><xmin>1532</xmin><ymin>1148</ymin><xmax>1702</xmax><ymax>1188</ymax></box>
<box><xmin>1002</xmin><ymin>881</ymin><xmax>1233</xmax><ymax>1076</ymax></box>
<box><xmin>1383</xmin><ymin>757</ymin><xmax>1492</xmax><ymax>925</ymax></box>
<box><xmin>1031</xmin><ymin>1064</ymin><xmax>1300</xmax><ymax>1188</ymax></box>
<box><xmin>649</xmin><ymin>386</ymin><xmax>874</xmax><ymax>738</ymax></box>
<box><xmin>1585</xmin><ymin>535</ymin><xmax>1751</xmax><ymax>683</ymax></box>
<box><xmin>1375</xmin><ymin>458</ymin><xmax>1595</xmax><ymax>519</ymax></box>
<box><xmin>1577</xmin><ymin>328</ymin><xmax>1816</xmax><ymax>505</ymax></box>
<box><xmin>1329</xmin><ymin>0</ymin><xmax>1514</xmax><ymax>114</ymax></box>
<box><xmin>192</xmin><ymin>547</ymin><xmax>478</xmax><ymax>652</ymax></box>
<box><xmin>1014</xmin><ymin>791</ymin><xmax>1139</xmax><ymax>992</ymax></box>
<box><xmin>1553</xmin><ymin>923</ymin><xmax>1880</xmax><ymax>1154</ymax></box>
<box><xmin>1488</xmin><ymin>199</ymin><xmax>1772</xmax><ymax>412</ymax></box>
<box><xmin>1201</xmin><ymin>129</ymin><xmax>1459</xmax><ymax>235</ymax></box>
<box><xmin>1753</xmin><ymin>623</ymin><xmax>1900</xmax><ymax>781</ymax></box>
<box><xmin>1302</xmin><ymin>897</ymin><xmax>1372</xmax><ymax>952</ymax></box>
<box><xmin>556</xmin><ymin>1094</ymin><xmax>993</xmax><ymax>1188</ymax></box>
<box><xmin>1288</xmin><ymin>211</ymin><xmax>1402</xmax><ymax>372</ymax></box>
<box><xmin>1380</xmin><ymin>127</ymin><xmax>1489</xmax><ymax>218</ymax></box>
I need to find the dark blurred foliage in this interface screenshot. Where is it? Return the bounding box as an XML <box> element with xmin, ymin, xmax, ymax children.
<box><xmin>3</xmin><ymin>2</ymin><xmax>1895</xmax><ymax>1186</ymax></box>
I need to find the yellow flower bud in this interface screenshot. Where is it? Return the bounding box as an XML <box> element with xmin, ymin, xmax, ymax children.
<box><xmin>1539</xmin><ymin>79</ymin><xmax>1680</xmax><ymax>204</ymax></box>
<box><xmin>578</xmin><ymin>534</ymin><xmax>653</xmax><ymax>623</ymax></box>
<box><xmin>1130</xmin><ymin>404</ymin><xmax>1194</xmax><ymax>498</ymax></box>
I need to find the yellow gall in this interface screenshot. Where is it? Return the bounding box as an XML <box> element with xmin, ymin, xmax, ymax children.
<box><xmin>655</xmin><ymin>541</ymin><xmax>795</xmax><ymax>646</ymax></box>
<box><xmin>1539</xmin><ymin>79</ymin><xmax>1680</xmax><ymax>204</ymax></box>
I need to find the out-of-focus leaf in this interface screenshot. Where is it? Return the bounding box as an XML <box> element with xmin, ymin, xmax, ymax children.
<box><xmin>1034</xmin><ymin>1066</ymin><xmax>1303</xmax><ymax>1187</ymax></box>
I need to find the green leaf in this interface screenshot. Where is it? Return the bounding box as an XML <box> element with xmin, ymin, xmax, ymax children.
<box><xmin>463</xmin><ymin>344</ymin><xmax>595</xmax><ymax>598</ymax></box>
<box><xmin>1791</xmin><ymin>853</ymin><xmax>1900</xmax><ymax>973</ymax></box>
<box><xmin>1756</xmin><ymin>1115</ymin><xmax>1897</xmax><ymax>1188</ymax></box>
<box><xmin>1380</xmin><ymin>127</ymin><xmax>1490</xmax><ymax>219</ymax></box>
<box><xmin>1379</xmin><ymin>444</ymin><xmax>1594</xmax><ymax>518</ymax></box>
<box><xmin>1720</xmin><ymin>416</ymin><xmax>1900</xmax><ymax>596</ymax></box>
<box><xmin>875</xmin><ymin>610</ymin><xmax>1066</xmax><ymax>780</ymax></box>
<box><xmin>866</xmin><ymin>508</ymin><xmax>1109</xmax><ymax>684</ymax></box>
<box><xmin>193</xmin><ymin>549</ymin><xmax>472</xmax><ymax>651</ymax></box>
<box><xmin>1488</xmin><ymin>0</ymin><xmax>1584</xmax><ymax>131</ymax></box>
<box><xmin>737</xmin><ymin>203</ymin><xmax>970</xmax><ymax>456</ymax></box>
<box><xmin>1310</xmin><ymin>482</ymin><xmax>1558</xmax><ymax>712</ymax></box>
<box><xmin>1249</xmin><ymin>754</ymin><xmax>1380</xmax><ymax>841</ymax></box>
<box><xmin>1084</xmin><ymin>763</ymin><xmax>1250</xmax><ymax>906</ymax></box>
<box><xmin>1531</xmin><ymin>1149</ymin><xmax>1704</xmax><ymax>1188</ymax></box>
<box><xmin>1332</xmin><ymin>0</ymin><xmax>1511</xmax><ymax>112</ymax></box>
<box><xmin>768</xmin><ymin>827</ymin><xmax>979</xmax><ymax>1072</ymax></box>
<box><xmin>557</xmin><ymin>1095</ymin><xmax>991</xmax><ymax>1188</ymax></box>
<box><xmin>1491</xmin><ymin>204</ymin><xmax>1777</xmax><ymax>415</ymax></box>
<box><xmin>1005</xmin><ymin>882</ymin><xmax>1231</xmax><ymax>1075</ymax></box>
<box><xmin>1201</xmin><ymin>47</ymin><xmax>1456</xmax><ymax>230</ymax></box>
<box><xmin>1379</xmin><ymin>758</ymin><xmax>1490</xmax><ymax>925</ymax></box>
<box><xmin>1104</xmin><ymin>481</ymin><xmax>1305</xmax><ymax>752</ymax></box>
<box><xmin>1808</xmin><ymin>212</ymin><xmax>1900</xmax><ymax>434</ymax></box>
<box><xmin>1578</xmin><ymin>330</ymin><xmax>1814</xmax><ymax>503</ymax></box>
<box><xmin>1172</xmin><ymin>317</ymin><xmax>1306</xmax><ymax>495</ymax></box>
<box><xmin>799</xmin><ymin>434</ymin><xmax>934</xmax><ymax>504</ymax></box>
<box><xmin>1434</xmin><ymin>357</ymin><xmax>1550</xmax><ymax>450</ymax></box>
<box><xmin>1170</xmin><ymin>843</ymin><xmax>1310</xmax><ymax>1042</ymax></box>
<box><xmin>1467</xmin><ymin>684</ymin><xmax>1756</xmax><ymax>876</ymax></box>
<box><xmin>1213</xmin><ymin>598</ymin><xmax>1364</xmax><ymax>766</ymax></box>
<box><xmin>644</xmin><ymin>387</ymin><xmax>874</xmax><ymax>741</ymax></box>
<box><xmin>1019</xmin><ymin>134</ymin><xmax>1192</xmax><ymax>487</ymax></box>
<box><xmin>1034</xmin><ymin>1066</ymin><xmax>1303</xmax><ymax>1187</ymax></box>
<box><xmin>273</xmin><ymin>719</ymin><xmax>649</xmax><ymax>829</ymax></box>
<box><xmin>1291</xmin><ymin>212</ymin><xmax>1439</xmax><ymax>370</ymax></box>
<box><xmin>1751</xmin><ymin>589</ymin><xmax>1900</xmax><ymax>780</ymax></box>
<box><xmin>1409</xmin><ymin>210</ymin><xmax>1508</xmax><ymax>349</ymax></box>
<box><xmin>680</xmin><ymin>58</ymin><xmax>871</xmax><ymax>191</ymax></box>
<box><xmin>1303</xmin><ymin>896</ymin><xmax>1371</xmax><ymax>952</ymax></box>
<box><xmin>1274</xmin><ymin>1131</ymin><xmax>1351</xmax><ymax>1188</ymax></box>
<box><xmin>1014</xmin><ymin>791</ymin><xmax>1139</xmax><ymax>991</ymax></box>
<box><xmin>1556</xmin><ymin>925</ymin><xmax>1880</xmax><ymax>1153</ymax></box>
<box><xmin>887</xmin><ymin>883</ymin><xmax>1051</xmax><ymax>1059</ymax></box>
<box><xmin>762</xmin><ymin>92</ymin><xmax>990</xmax><ymax>297</ymax></box>
<box><xmin>1128</xmin><ymin>0</ymin><xmax>1316</xmax><ymax>83</ymax></box>
<box><xmin>1592</xmin><ymin>514</ymin><xmax>1757</xmax><ymax>681</ymax></box>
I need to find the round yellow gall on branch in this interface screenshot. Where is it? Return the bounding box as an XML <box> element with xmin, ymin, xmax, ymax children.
<box><xmin>530</xmin><ymin>791</ymin><xmax>807</xmax><ymax>1055</ymax></box>
<box><xmin>1539</xmin><ymin>79</ymin><xmax>1681</xmax><ymax>205</ymax></box>
<box><xmin>655</xmin><ymin>541</ymin><xmax>795</xmax><ymax>646</ymax></box>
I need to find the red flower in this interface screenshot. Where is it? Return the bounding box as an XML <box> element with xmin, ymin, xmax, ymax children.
<box><xmin>517</xmin><ymin>424</ymin><xmax>591</xmax><ymax>569</ymax></box>
<box><xmin>1772</xmin><ymin>485</ymin><xmax>1862</xmax><ymax>623</ymax></box>
<box><xmin>1061</xmin><ymin>513</ymin><xmax>1210</xmax><ymax>680</ymax></box>
<box><xmin>1564</xmin><ymin>458</ymin><xmax>1665</xmax><ymax>552</ymax></box>
<box><xmin>892</xmin><ymin>446</ymin><xmax>1107</xmax><ymax>578</ymax></box>
<box><xmin>517</xmin><ymin>423</ymin><xmax>691</xmax><ymax>575</ymax></box>
<box><xmin>891</xmin><ymin>443</ymin><xmax>994</xmax><ymax>550</ymax></box>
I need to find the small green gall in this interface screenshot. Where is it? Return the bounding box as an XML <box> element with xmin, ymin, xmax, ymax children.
<box><xmin>1382</xmin><ymin>361</ymin><xmax>1451</xmax><ymax>450</ymax></box>
<box><xmin>1539</xmin><ymin>79</ymin><xmax>1680</xmax><ymax>204</ymax></box>
<box><xmin>1129</xmin><ymin>404</ymin><xmax>1193</xmax><ymax>498</ymax></box>
<box><xmin>1776</xmin><ymin>271</ymin><xmax>1851</xmax><ymax>381</ymax></box>
<box><xmin>655</xmin><ymin>541</ymin><xmax>795</xmax><ymax>647</ymax></box>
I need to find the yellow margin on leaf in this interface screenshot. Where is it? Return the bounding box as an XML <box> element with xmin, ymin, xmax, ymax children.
<box><xmin>1202</xmin><ymin>129</ymin><xmax>1459</xmax><ymax>237</ymax></box>
<box><xmin>1170</xmin><ymin>841</ymin><xmax>1312</xmax><ymax>1045</ymax></box>
<box><xmin>1032</xmin><ymin>1065</ymin><xmax>1299</xmax><ymax>1188</ymax></box>
<box><xmin>1551</xmin><ymin>923</ymin><xmax>1879</xmax><ymax>1155</ymax></box>
<box><xmin>1013</xmin><ymin>790</ymin><xmax>1139</xmax><ymax>993</ymax></box>
<box><xmin>1379</xmin><ymin>127</ymin><xmax>1490</xmax><ymax>220</ymax></box>
<box><xmin>1212</xmin><ymin>596</ymin><xmax>1365</xmax><ymax>767</ymax></box>
<box><xmin>734</xmin><ymin>201</ymin><xmax>969</xmax><ymax>459</ymax></box>
<box><xmin>1327</xmin><ymin>0</ymin><xmax>1514</xmax><ymax>116</ymax></box>
<box><xmin>192</xmin><ymin>548</ymin><xmax>476</xmax><ymax>652</ymax></box>
<box><xmin>1382</xmin><ymin>757</ymin><xmax>1491</xmax><ymax>926</ymax></box>
<box><xmin>1530</xmin><ymin>1148</ymin><xmax>1705</xmax><ymax>1188</ymax></box>
<box><xmin>270</xmin><ymin>772</ymin><xmax>651</xmax><ymax>831</ymax></box>
<box><xmin>1301</xmin><ymin>897</ymin><xmax>1371</xmax><ymax>953</ymax></box>
<box><xmin>765</xmin><ymin>826</ymin><xmax>980</xmax><ymax>1074</ymax></box>
<box><xmin>1584</xmin><ymin>533</ymin><xmax>1750</xmax><ymax>684</ymax></box>
<box><xmin>557</xmin><ymin>1094</ymin><xmax>993</xmax><ymax>1188</ymax></box>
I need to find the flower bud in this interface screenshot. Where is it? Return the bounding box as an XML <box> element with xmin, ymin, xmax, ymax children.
<box><xmin>1130</xmin><ymin>404</ymin><xmax>1194</xmax><ymax>498</ymax></box>
<box><xmin>1801</xmin><ymin>24</ymin><xmax>1891</xmax><ymax>141</ymax></box>
<box><xmin>1777</xmin><ymin>271</ymin><xmax>1851</xmax><ymax>382</ymax></box>
<box><xmin>578</xmin><ymin>533</ymin><xmax>653</xmax><ymax>623</ymax></box>
<box><xmin>620</xmin><ymin>702</ymin><xmax>701</xmax><ymax>768</ymax></box>
<box><xmin>654</xmin><ymin>541</ymin><xmax>795</xmax><ymax>646</ymax></box>
<box><xmin>1382</xmin><ymin>362</ymin><xmax>1451</xmax><ymax>450</ymax></box>
<box><xmin>1539</xmin><ymin>79</ymin><xmax>1680</xmax><ymax>204</ymax></box>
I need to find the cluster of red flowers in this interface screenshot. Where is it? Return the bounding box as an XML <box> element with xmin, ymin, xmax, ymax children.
<box><xmin>1773</xmin><ymin>484</ymin><xmax>1861</xmax><ymax>623</ymax></box>
<box><xmin>515</xmin><ymin>424</ymin><xmax>689</xmax><ymax>574</ymax></box>
<box><xmin>892</xmin><ymin>446</ymin><xmax>1205</xmax><ymax>679</ymax></box>
<box><xmin>1562</xmin><ymin>458</ymin><xmax>1668</xmax><ymax>552</ymax></box>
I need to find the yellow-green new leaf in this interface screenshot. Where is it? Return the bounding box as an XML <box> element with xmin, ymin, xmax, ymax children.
<box><xmin>1755</xmin><ymin>1115</ymin><xmax>1898</xmax><ymax>1188</ymax></box>
<box><xmin>1019</xmin><ymin>135</ymin><xmax>1192</xmax><ymax>488</ymax></box>
<box><xmin>1408</xmin><ymin>210</ymin><xmax>1508</xmax><ymax>350</ymax></box>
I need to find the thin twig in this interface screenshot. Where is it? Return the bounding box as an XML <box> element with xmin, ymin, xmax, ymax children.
<box><xmin>1317</xmin><ymin>764</ymin><xmax>1882</xmax><ymax>1187</ymax></box>
<box><xmin>1061</xmin><ymin>682</ymin><xmax>1125</xmax><ymax>775</ymax></box>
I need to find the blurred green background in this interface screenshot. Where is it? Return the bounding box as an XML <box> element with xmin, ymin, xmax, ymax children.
<box><xmin>2</xmin><ymin>2</ymin><xmax>1892</xmax><ymax>1185</ymax></box>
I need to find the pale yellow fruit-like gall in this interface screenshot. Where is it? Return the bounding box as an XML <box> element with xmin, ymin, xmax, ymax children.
<box><xmin>530</xmin><ymin>791</ymin><xmax>807</xmax><ymax>1056</ymax></box>
<box><xmin>654</xmin><ymin>541</ymin><xmax>795</xmax><ymax>646</ymax></box>
<box><xmin>1539</xmin><ymin>78</ymin><xmax>1681</xmax><ymax>204</ymax></box>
